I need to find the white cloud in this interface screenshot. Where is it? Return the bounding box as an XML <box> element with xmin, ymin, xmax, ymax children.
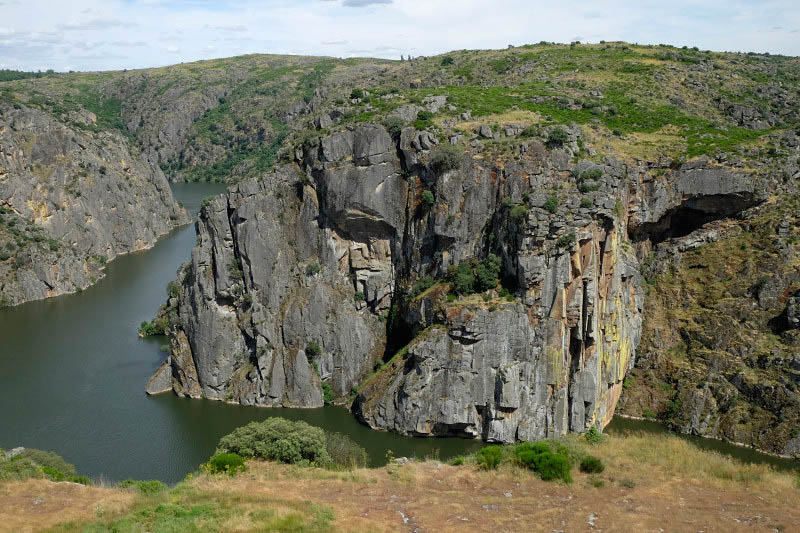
<box><xmin>0</xmin><ymin>0</ymin><xmax>796</xmax><ymax>72</ymax></box>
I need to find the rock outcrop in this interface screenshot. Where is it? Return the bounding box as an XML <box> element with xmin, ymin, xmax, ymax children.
<box><xmin>152</xmin><ymin>120</ymin><xmax>765</xmax><ymax>444</ymax></box>
<box><xmin>0</xmin><ymin>102</ymin><xmax>187</xmax><ymax>306</ymax></box>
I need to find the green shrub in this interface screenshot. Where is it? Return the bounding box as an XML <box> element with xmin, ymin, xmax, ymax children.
<box><xmin>350</xmin><ymin>88</ymin><xmax>364</xmax><ymax>100</ymax></box>
<box><xmin>382</xmin><ymin>116</ymin><xmax>406</xmax><ymax>139</ymax></box>
<box><xmin>70</xmin><ymin>475</ymin><xmax>92</xmax><ymax>485</ymax></box>
<box><xmin>41</xmin><ymin>466</ymin><xmax>65</xmax><ymax>481</ymax></box>
<box><xmin>216</xmin><ymin>418</ymin><xmax>331</xmax><ymax>466</ymax></box>
<box><xmin>19</xmin><ymin>449</ymin><xmax>76</xmax><ymax>478</ymax></box>
<box><xmin>449</xmin><ymin>456</ymin><xmax>465</xmax><ymax>466</ymax></box>
<box><xmin>411</xmin><ymin>275</ymin><xmax>435</xmax><ymax>298</ymax></box>
<box><xmin>476</xmin><ymin>445</ymin><xmax>503</xmax><ymax>470</ymax></box>
<box><xmin>447</xmin><ymin>261</ymin><xmax>475</xmax><ymax>295</ymax></box>
<box><xmin>584</xmin><ymin>427</ymin><xmax>603</xmax><ymax>445</ymax></box>
<box><xmin>520</xmin><ymin>125</ymin><xmax>539</xmax><ymax>138</ymax></box>
<box><xmin>120</xmin><ymin>479</ymin><xmax>167</xmax><ymax>494</ymax></box>
<box><xmin>474</xmin><ymin>253</ymin><xmax>501</xmax><ymax>292</ymax></box>
<box><xmin>306</xmin><ymin>341</ymin><xmax>322</xmax><ymax>358</ymax></box>
<box><xmin>440</xmin><ymin>56</ymin><xmax>454</xmax><ymax>66</ymax></box>
<box><xmin>510</xmin><ymin>204</ymin><xmax>529</xmax><ymax>223</ymax></box>
<box><xmin>0</xmin><ymin>456</ymin><xmax>42</xmax><ymax>481</ymax></box>
<box><xmin>513</xmin><ymin>442</ymin><xmax>572</xmax><ymax>482</ymax></box>
<box><xmin>306</xmin><ymin>263</ymin><xmax>322</xmax><ymax>276</ymax></box>
<box><xmin>167</xmin><ymin>280</ymin><xmax>181</xmax><ymax>298</ymax></box>
<box><xmin>207</xmin><ymin>453</ymin><xmax>246</xmax><ymax>475</ymax></box>
<box><xmin>421</xmin><ymin>189</ymin><xmax>435</xmax><ymax>209</ymax></box>
<box><xmin>557</xmin><ymin>234</ymin><xmax>576</xmax><ymax>248</ymax></box>
<box><xmin>321</xmin><ymin>382</ymin><xmax>333</xmax><ymax>404</ymax></box>
<box><xmin>138</xmin><ymin>317</ymin><xmax>168</xmax><ymax>337</ymax></box>
<box><xmin>543</xmin><ymin>195</ymin><xmax>559</xmax><ymax>214</ymax></box>
<box><xmin>546</xmin><ymin>127</ymin><xmax>569</xmax><ymax>148</ymax></box>
<box><xmin>325</xmin><ymin>432</ymin><xmax>368</xmax><ymax>470</ymax></box>
<box><xmin>579</xmin><ymin>456</ymin><xmax>605</xmax><ymax>474</ymax></box>
<box><xmin>429</xmin><ymin>145</ymin><xmax>461</xmax><ymax>175</ymax></box>
<box><xmin>580</xmin><ymin>197</ymin><xmax>593</xmax><ymax>208</ymax></box>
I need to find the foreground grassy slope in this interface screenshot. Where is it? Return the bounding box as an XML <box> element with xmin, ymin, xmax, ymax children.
<box><xmin>1</xmin><ymin>432</ymin><xmax>798</xmax><ymax>532</ymax></box>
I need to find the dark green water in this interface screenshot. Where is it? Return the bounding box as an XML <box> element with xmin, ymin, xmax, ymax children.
<box><xmin>0</xmin><ymin>183</ymin><xmax>481</xmax><ymax>484</ymax></box>
<box><xmin>606</xmin><ymin>417</ymin><xmax>800</xmax><ymax>474</ymax></box>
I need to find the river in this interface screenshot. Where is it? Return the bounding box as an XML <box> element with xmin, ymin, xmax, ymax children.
<box><xmin>0</xmin><ymin>183</ymin><xmax>481</xmax><ymax>483</ymax></box>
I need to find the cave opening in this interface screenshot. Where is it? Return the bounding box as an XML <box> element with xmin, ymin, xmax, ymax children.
<box><xmin>630</xmin><ymin>206</ymin><xmax>725</xmax><ymax>244</ymax></box>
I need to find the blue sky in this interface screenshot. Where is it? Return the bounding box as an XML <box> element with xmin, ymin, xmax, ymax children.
<box><xmin>0</xmin><ymin>0</ymin><xmax>798</xmax><ymax>72</ymax></box>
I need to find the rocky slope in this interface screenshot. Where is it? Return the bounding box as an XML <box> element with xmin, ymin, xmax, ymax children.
<box><xmin>0</xmin><ymin>100</ymin><xmax>187</xmax><ymax>306</ymax></box>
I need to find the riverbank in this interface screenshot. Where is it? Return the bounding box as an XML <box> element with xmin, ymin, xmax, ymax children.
<box><xmin>4</xmin><ymin>431</ymin><xmax>799</xmax><ymax>532</ymax></box>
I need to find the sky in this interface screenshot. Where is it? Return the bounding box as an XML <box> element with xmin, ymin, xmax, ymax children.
<box><xmin>0</xmin><ymin>0</ymin><xmax>798</xmax><ymax>72</ymax></box>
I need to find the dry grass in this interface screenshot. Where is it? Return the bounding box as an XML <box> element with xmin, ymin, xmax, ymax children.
<box><xmin>4</xmin><ymin>432</ymin><xmax>800</xmax><ymax>532</ymax></box>
<box><xmin>449</xmin><ymin>109</ymin><xmax>543</xmax><ymax>133</ymax></box>
<box><xmin>0</xmin><ymin>479</ymin><xmax>134</xmax><ymax>533</ymax></box>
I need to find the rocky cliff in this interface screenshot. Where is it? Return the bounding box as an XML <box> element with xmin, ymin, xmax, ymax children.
<box><xmin>150</xmin><ymin>112</ymin><xmax>774</xmax><ymax>444</ymax></box>
<box><xmin>0</xmin><ymin>101</ymin><xmax>187</xmax><ymax>306</ymax></box>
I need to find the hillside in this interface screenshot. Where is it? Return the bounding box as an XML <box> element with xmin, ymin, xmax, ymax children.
<box><xmin>3</xmin><ymin>42</ymin><xmax>799</xmax><ymax>453</ymax></box>
<box><xmin>2</xmin><ymin>431</ymin><xmax>800</xmax><ymax>532</ymax></box>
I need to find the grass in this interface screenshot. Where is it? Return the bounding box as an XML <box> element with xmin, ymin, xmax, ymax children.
<box><xmin>20</xmin><ymin>430</ymin><xmax>800</xmax><ymax>531</ymax></box>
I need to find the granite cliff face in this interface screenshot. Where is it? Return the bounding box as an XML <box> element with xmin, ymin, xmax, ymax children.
<box><xmin>150</xmin><ymin>119</ymin><xmax>766</xmax><ymax>443</ymax></box>
<box><xmin>0</xmin><ymin>102</ymin><xmax>187</xmax><ymax>306</ymax></box>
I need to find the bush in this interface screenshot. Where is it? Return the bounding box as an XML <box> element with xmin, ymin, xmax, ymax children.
<box><xmin>306</xmin><ymin>341</ymin><xmax>321</xmax><ymax>358</ymax></box>
<box><xmin>543</xmin><ymin>195</ymin><xmax>559</xmax><ymax>214</ymax></box>
<box><xmin>510</xmin><ymin>204</ymin><xmax>528</xmax><ymax>223</ymax></box>
<box><xmin>382</xmin><ymin>116</ymin><xmax>406</xmax><ymax>139</ymax></box>
<box><xmin>421</xmin><ymin>189</ymin><xmax>435</xmax><ymax>209</ymax></box>
<box><xmin>474</xmin><ymin>253</ymin><xmax>501</xmax><ymax>292</ymax></box>
<box><xmin>120</xmin><ymin>479</ymin><xmax>167</xmax><ymax>494</ymax></box>
<box><xmin>476</xmin><ymin>445</ymin><xmax>503</xmax><ymax>470</ymax></box>
<box><xmin>557</xmin><ymin>234</ymin><xmax>576</xmax><ymax>248</ymax></box>
<box><xmin>579</xmin><ymin>456</ymin><xmax>605</xmax><ymax>474</ymax></box>
<box><xmin>546</xmin><ymin>127</ymin><xmax>569</xmax><ymax>149</ymax></box>
<box><xmin>411</xmin><ymin>275</ymin><xmax>435</xmax><ymax>298</ymax></box>
<box><xmin>138</xmin><ymin>317</ymin><xmax>168</xmax><ymax>337</ymax></box>
<box><xmin>513</xmin><ymin>442</ymin><xmax>572</xmax><ymax>483</ymax></box>
<box><xmin>429</xmin><ymin>145</ymin><xmax>461</xmax><ymax>175</ymax></box>
<box><xmin>350</xmin><ymin>88</ymin><xmax>364</xmax><ymax>100</ymax></box>
<box><xmin>449</xmin><ymin>456</ymin><xmax>465</xmax><ymax>466</ymax></box>
<box><xmin>216</xmin><ymin>418</ymin><xmax>331</xmax><ymax>466</ymax></box>
<box><xmin>0</xmin><ymin>456</ymin><xmax>42</xmax><ymax>481</ymax></box>
<box><xmin>580</xmin><ymin>197</ymin><xmax>593</xmax><ymax>208</ymax></box>
<box><xmin>440</xmin><ymin>56</ymin><xmax>454</xmax><ymax>66</ymax></box>
<box><xmin>322</xmin><ymin>382</ymin><xmax>333</xmax><ymax>404</ymax></box>
<box><xmin>584</xmin><ymin>427</ymin><xmax>603</xmax><ymax>445</ymax></box>
<box><xmin>206</xmin><ymin>453</ymin><xmax>246</xmax><ymax>475</ymax></box>
<box><xmin>70</xmin><ymin>475</ymin><xmax>92</xmax><ymax>485</ymax></box>
<box><xmin>306</xmin><ymin>263</ymin><xmax>321</xmax><ymax>276</ymax></box>
<box><xmin>19</xmin><ymin>449</ymin><xmax>76</xmax><ymax>478</ymax></box>
<box><xmin>535</xmin><ymin>452</ymin><xmax>572</xmax><ymax>482</ymax></box>
<box><xmin>325</xmin><ymin>432</ymin><xmax>368</xmax><ymax>470</ymax></box>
